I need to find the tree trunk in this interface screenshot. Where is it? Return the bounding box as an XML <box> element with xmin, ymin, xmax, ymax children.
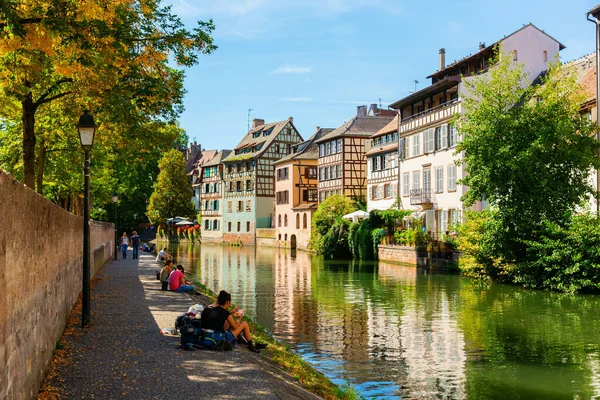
<box><xmin>22</xmin><ymin>94</ymin><xmax>37</xmax><ymax>189</ymax></box>
<box><xmin>36</xmin><ymin>136</ymin><xmax>46</xmax><ymax>194</ymax></box>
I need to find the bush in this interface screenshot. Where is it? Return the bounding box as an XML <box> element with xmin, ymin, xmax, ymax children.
<box><xmin>310</xmin><ymin>195</ymin><xmax>355</xmax><ymax>253</ymax></box>
<box><xmin>321</xmin><ymin>218</ymin><xmax>352</xmax><ymax>259</ymax></box>
<box><xmin>517</xmin><ymin>213</ymin><xmax>600</xmax><ymax>292</ymax></box>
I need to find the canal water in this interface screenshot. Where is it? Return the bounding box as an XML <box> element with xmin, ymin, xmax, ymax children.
<box><xmin>162</xmin><ymin>242</ymin><xmax>600</xmax><ymax>399</ymax></box>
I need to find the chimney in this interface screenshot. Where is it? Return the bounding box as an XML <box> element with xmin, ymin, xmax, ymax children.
<box><xmin>252</xmin><ymin>118</ymin><xmax>265</xmax><ymax>128</ymax></box>
<box><xmin>316</xmin><ymin>126</ymin><xmax>320</xmax><ymax>131</ymax></box>
<box><xmin>439</xmin><ymin>48</ymin><xmax>446</xmax><ymax>71</ymax></box>
<box><xmin>368</xmin><ymin>103</ymin><xmax>378</xmax><ymax>116</ymax></box>
<box><xmin>479</xmin><ymin>42</ymin><xmax>485</xmax><ymax>51</ymax></box>
<box><xmin>288</xmin><ymin>117</ymin><xmax>293</xmax><ymax>124</ymax></box>
<box><xmin>357</xmin><ymin>105</ymin><xmax>367</xmax><ymax>116</ymax></box>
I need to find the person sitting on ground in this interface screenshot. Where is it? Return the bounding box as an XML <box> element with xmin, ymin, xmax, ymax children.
<box><xmin>142</xmin><ymin>242</ymin><xmax>150</xmax><ymax>252</ymax></box>
<box><xmin>169</xmin><ymin>265</ymin><xmax>195</xmax><ymax>293</ymax></box>
<box><xmin>159</xmin><ymin>260</ymin><xmax>174</xmax><ymax>291</ymax></box>
<box><xmin>156</xmin><ymin>247</ymin><xmax>169</xmax><ymax>262</ymax></box>
<box><xmin>201</xmin><ymin>290</ymin><xmax>267</xmax><ymax>353</ymax></box>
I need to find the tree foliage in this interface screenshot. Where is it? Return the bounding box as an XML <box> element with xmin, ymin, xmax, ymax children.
<box><xmin>310</xmin><ymin>194</ymin><xmax>355</xmax><ymax>254</ymax></box>
<box><xmin>146</xmin><ymin>149</ymin><xmax>195</xmax><ymax>225</ymax></box>
<box><xmin>0</xmin><ymin>0</ymin><xmax>216</xmax><ymax>189</ymax></box>
<box><xmin>456</xmin><ymin>47</ymin><xmax>600</xmax><ymax>263</ymax></box>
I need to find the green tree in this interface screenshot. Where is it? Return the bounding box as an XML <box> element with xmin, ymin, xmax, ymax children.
<box><xmin>147</xmin><ymin>149</ymin><xmax>195</xmax><ymax>225</ymax></box>
<box><xmin>310</xmin><ymin>194</ymin><xmax>356</xmax><ymax>254</ymax></box>
<box><xmin>0</xmin><ymin>0</ymin><xmax>216</xmax><ymax>189</ymax></box>
<box><xmin>455</xmin><ymin>48</ymin><xmax>600</xmax><ymax>264</ymax></box>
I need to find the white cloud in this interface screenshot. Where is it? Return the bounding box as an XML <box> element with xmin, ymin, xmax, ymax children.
<box><xmin>285</xmin><ymin>97</ymin><xmax>313</xmax><ymax>102</ymax></box>
<box><xmin>271</xmin><ymin>65</ymin><xmax>313</xmax><ymax>74</ymax></box>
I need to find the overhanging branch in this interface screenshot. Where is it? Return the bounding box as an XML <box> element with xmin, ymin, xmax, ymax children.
<box><xmin>34</xmin><ymin>78</ymin><xmax>73</xmax><ymax>107</ymax></box>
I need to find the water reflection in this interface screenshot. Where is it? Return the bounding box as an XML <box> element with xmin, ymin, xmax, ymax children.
<box><xmin>163</xmin><ymin>242</ymin><xmax>600</xmax><ymax>399</ymax></box>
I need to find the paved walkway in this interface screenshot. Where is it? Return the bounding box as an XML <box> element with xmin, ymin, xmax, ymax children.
<box><xmin>50</xmin><ymin>250</ymin><xmax>321</xmax><ymax>399</ymax></box>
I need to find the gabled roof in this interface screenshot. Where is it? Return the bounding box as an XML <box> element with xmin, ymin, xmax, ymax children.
<box><xmin>567</xmin><ymin>53</ymin><xmax>596</xmax><ymax>104</ymax></box>
<box><xmin>222</xmin><ymin>119</ymin><xmax>301</xmax><ymax>162</ymax></box>
<box><xmin>314</xmin><ymin>115</ymin><xmax>394</xmax><ymax>144</ymax></box>
<box><xmin>427</xmin><ymin>23</ymin><xmax>566</xmax><ymax>80</ymax></box>
<box><xmin>274</xmin><ymin>127</ymin><xmax>334</xmax><ymax>165</ymax></box>
<box><xmin>202</xmin><ymin>150</ymin><xmax>232</xmax><ymax>168</ymax></box>
<box><xmin>187</xmin><ymin>149</ymin><xmax>218</xmax><ymax>175</ymax></box>
<box><xmin>365</xmin><ymin>142</ymin><xmax>398</xmax><ymax>157</ymax></box>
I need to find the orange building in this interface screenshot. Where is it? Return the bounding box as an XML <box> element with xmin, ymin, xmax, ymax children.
<box><xmin>273</xmin><ymin>127</ymin><xmax>333</xmax><ymax>250</ymax></box>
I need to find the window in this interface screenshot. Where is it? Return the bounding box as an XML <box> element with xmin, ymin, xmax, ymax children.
<box><xmin>449</xmin><ymin>209</ymin><xmax>460</xmax><ymax>226</ymax></box>
<box><xmin>308</xmin><ymin>189</ymin><xmax>318</xmax><ymax>202</ymax></box>
<box><xmin>303</xmin><ymin>213</ymin><xmax>307</xmax><ymax>229</ymax></box>
<box><xmin>276</xmin><ymin>191</ymin><xmax>289</xmax><ymax>205</ymax></box>
<box><xmin>441</xmin><ymin>210</ymin><xmax>448</xmax><ymax>234</ymax></box>
<box><xmin>213</xmin><ymin>220</ymin><xmax>218</xmax><ymax>230</ymax></box>
<box><xmin>307</xmin><ymin>167</ymin><xmax>317</xmax><ymax>179</ymax></box>
<box><xmin>324</xmin><ymin>167</ymin><xmax>329</xmax><ymax>180</ymax></box>
<box><xmin>246</xmin><ymin>221</ymin><xmax>251</xmax><ymax>232</ymax></box>
<box><xmin>227</xmin><ymin>201</ymin><xmax>232</xmax><ymax>213</ymax></box>
<box><xmin>424</xmin><ymin>129</ymin><xmax>434</xmax><ymax>153</ymax></box>
<box><xmin>448</xmin><ymin>125</ymin><xmax>458</xmax><ymax>147</ymax></box>
<box><xmin>237</xmin><ymin>222</ymin><xmax>241</xmax><ymax>232</ymax></box>
<box><xmin>331</xmin><ymin>140</ymin><xmax>337</xmax><ymax>154</ymax></box>
<box><xmin>543</xmin><ymin>50</ymin><xmax>548</xmax><ymax>62</ymax></box>
<box><xmin>370</xmin><ymin>185</ymin><xmax>377</xmax><ymax>200</ymax></box>
<box><xmin>228</xmin><ymin>222</ymin><xmax>232</xmax><ymax>232</ymax></box>
<box><xmin>372</xmin><ymin>157</ymin><xmax>379</xmax><ymax>172</ymax></box>
<box><xmin>384</xmin><ymin>184</ymin><xmax>393</xmax><ymax>198</ymax></box>
<box><xmin>284</xmin><ymin>234</ymin><xmax>288</xmax><ymax>241</ymax></box>
<box><xmin>302</xmin><ymin>190</ymin><xmax>308</xmax><ymax>202</ymax></box>
<box><xmin>277</xmin><ymin>167</ymin><xmax>289</xmax><ymax>181</ymax></box>
<box><xmin>423</xmin><ymin>169</ymin><xmax>431</xmax><ymax>191</ymax></box>
<box><xmin>296</xmin><ymin>214</ymin><xmax>300</xmax><ymax>229</ymax></box>
<box><xmin>205</xmin><ymin>220</ymin><xmax>209</xmax><ymax>230</ymax></box>
<box><xmin>401</xmin><ymin>137</ymin><xmax>409</xmax><ymax>159</ymax></box>
<box><xmin>435</xmin><ymin>167</ymin><xmax>443</xmax><ymax>193</ymax></box>
<box><xmin>236</xmin><ymin>181</ymin><xmax>242</xmax><ymax>192</ymax></box>
<box><xmin>325</xmin><ymin>142</ymin><xmax>330</xmax><ymax>156</ymax></box>
<box><xmin>435</xmin><ymin>125</ymin><xmax>448</xmax><ymax>150</ymax></box>
<box><xmin>337</xmin><ymin>139</ymin><xmax>342</xmax><ymax>153</ymax></box>
<box><xmin>319</xmin><ymin>167</ymin><xmax>325</xmax><ymax>181</ymax></box>
<box><xmin>448</xmin><ymin>165</ymin><xmax>457</xmax><ymax>191</ymax></box>
<box><xmin>205</xmin><ymin>168</ymin><xmax>210</xmax><ymax>178</ymax></box>
<box><xmin>319</xmin><ymin>191</ymin><xmax>325</xmax><ymax>202</ymax></box>
<box><xmin>380</xmin><ymin>154</ymin><xmax>387</xmax><ymax>170</ymax></box>
<box><xmin>412</xmin><ymin>171</ymin><xmax>420</xmax><ymax>190</ymax></box>
<box><xmin>336</xmin><ymin>164</ymin><xmax>341</xmax><ymax>178</ymax></box>
<box><xmin>319</xmin><ymin>144</ymin><xmax>325</xmax><ymax>157</ymax></box>
<box><xmin>246</xmin><ymin>180</ymin><xmax>252</xmax><ymax>191</ymax></box>
<box><xmin>214</xmin><ymin>200</ymin><xmax>219</xmax><ymax>211</ymax></box>
<box><xmin>284</xmin><ymin>214</ymin><xmax>288</xmax><ymax>227</ymax></box>
<box><xmin>403</xmin><ymin>173</ymin><xmax>409</xmax><ymax>196</ymax></box>
<box><xmin>278</xmin><ymin>214</ymin><xmax>282</xmax><ymax>227</ymax></box>
<box><xmin>413</xmin><ymin>134</ymin><xmax>420</xmax><ymax>157</ymax></box>
<box><xmin>246</xmin><ymin>200</ymin><xmax>251</xmax><ymax>212</ymax></box>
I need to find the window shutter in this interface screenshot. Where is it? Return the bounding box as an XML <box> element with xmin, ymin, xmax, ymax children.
<box><xmin>441</xmin><ymin>124</ymin><xmax>448</xmax><ymax>148</ymax></box>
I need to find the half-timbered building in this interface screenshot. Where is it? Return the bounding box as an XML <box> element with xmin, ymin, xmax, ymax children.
<box><xmin>199</xmin><ymin>150</ymin><xmax>231</xmax><ymax>243</ymax></box>
<box><xmin>273</xmin><ymin>127</ymin><xmax>333</xmax><ymax>250</ymax></box>
<box><xmin>315</xmin><ymin>105</ymin><xmax>394</xmax><ymax>203</ymax></box>
<box><xmin>189</xmin><ymin>148</ymin><xmax>217</xmax><ymax>211</ymax></box>
<box><xmin>374</xmin><ymin>23</ymin><xmax>564</xmax><ymax>237</ymax></box>
<box><xmin>366</xmin><ymin>116</ymin><xmax>400</xmax><ymax>211</ymax></box>
<box><xmin>221</xmin><ymin>118</ymin><xmax>303</xmax><ymax>245</ymax></box>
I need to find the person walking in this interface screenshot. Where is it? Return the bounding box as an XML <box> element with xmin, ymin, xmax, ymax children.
<box><xmin>131</xmin><ymin>231</ymin><xmax>140</xmax><ymax>259</ymax></box>
<box><xmin>121</xmin><ymin>232</ymin><xmax>129</xmax><ymax>259</ymax></box>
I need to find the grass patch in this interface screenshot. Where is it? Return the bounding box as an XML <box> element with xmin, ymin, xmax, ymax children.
<box><xmin>190</xmin><ymin>281</ymin><xmax>359</xmax><ymax>400</ymax></box>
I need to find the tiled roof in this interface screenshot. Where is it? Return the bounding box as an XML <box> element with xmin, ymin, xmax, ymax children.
<box><xmin>187</xmin><ymin>150</ymin><xmax>217</xmax><ymax>175</ymax></box>
<box><xmin>314</xmin><ymin>115</ymin><xmax>394</xmax><ymax>143</ymax></box>
<box><xmin>275</xmin><ymin>127</ymin><xmax>335</xmax><ymax>165</ymax></box>
<box><xmin>371</xmin><ymin>115</ymin><xmax>398</xmax><ymax>138</ymax></box>
<box><xmin>203</xmin><ymin>150</ymin><xmax>232</xmax><ymax>167</ymax></box>
<box><xmin>222</xmin><ymin>119</ymin><xmax>298</xmax><ymax>162</ymax></box>
<box><xmin>567</xmin><ymin>53</ymin><xmax>596</xmax><ymax>103</ymax></box>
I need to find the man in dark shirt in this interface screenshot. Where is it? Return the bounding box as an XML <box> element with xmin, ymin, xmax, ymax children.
<box><xmin>131</xmin><ymin>231</ymin><xmax>140</xmax><ymax>259</ymax></box>
<box><xmin>201</xmin><ymin>290</ymin><xmax>267</xmax><ymax>353</ymax></box>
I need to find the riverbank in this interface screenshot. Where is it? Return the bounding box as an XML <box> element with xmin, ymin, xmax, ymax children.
<box><xmin>37</xmin><ymin>250</ymin><xmax>351</xmax><ymax>399</ymax></box>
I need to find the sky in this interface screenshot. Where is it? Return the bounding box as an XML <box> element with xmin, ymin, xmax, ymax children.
<box><xmin>167</xmin><ymin>0</ymin><xmax>600</xmax><ymax>151</ymax></box>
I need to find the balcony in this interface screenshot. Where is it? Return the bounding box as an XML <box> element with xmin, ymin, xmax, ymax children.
<box><xmin>399</xmin><ymin>99</ymin><xmax>461</xmax><ymax>135</ymax></box>
<box><xmin>410</xmin><ymin>188</ymin><xmax>432</xmax><ymax>205</ymax></box>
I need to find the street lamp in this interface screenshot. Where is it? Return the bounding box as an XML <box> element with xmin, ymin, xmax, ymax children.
<box><xmin>112</xmin><ymin>191</ymin><xmax>118</xmax><ymax>260</ymax></box>
<box><xmin>587</xmin><ymin>4</ymin><xmax>600</xmax><ymax>214</ymax></box>
<box><xmin>77</xmin><ymin>111</ymin><xmax>96</xmax><ymax>328</ymax></box>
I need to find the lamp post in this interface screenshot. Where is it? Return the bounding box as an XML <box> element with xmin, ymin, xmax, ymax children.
<box><xmin>77</xmin><ymin>111</ymin><xmax>97</xmax><ymax>328</ymax></box>
<box><xmin>112</xmin><ymin>191</ymin><xmax>118</xmax><ymax>260</ymax></box>
<box><xmin>587</xmin><ymin>4</ymin><xmax>600</xmax><ymax>214</ymax></box>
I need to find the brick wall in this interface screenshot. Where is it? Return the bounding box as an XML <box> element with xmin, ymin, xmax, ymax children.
<box><xmin>0</xmin><ymin>171</ymin><xmax>114</xmax><ymax>400</ymax></box>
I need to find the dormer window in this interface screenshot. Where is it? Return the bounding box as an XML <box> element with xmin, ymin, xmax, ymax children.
<box><xmin>263</xmin><ymin>127</ymin><xmax>273</xmax><ymax>136</ymax></box>
<box><xmin>253</xmin><ymin>131</ymin><xmax>262</xmax><ymax>138</ymax></box>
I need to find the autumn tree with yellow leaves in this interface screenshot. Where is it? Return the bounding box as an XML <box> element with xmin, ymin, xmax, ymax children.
<box><xmin>0</xmin><ymin>0</ymin><xmax>216</xmax><ymax>190</ymax></box>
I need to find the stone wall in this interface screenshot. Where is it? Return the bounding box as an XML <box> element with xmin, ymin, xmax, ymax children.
<box><xmin>256</xmin><ymin>228</ymin><xmax>276</xmax><ymax>247</ymax></box>
<box><xmin>378</xmin><ymin>245</ymin><xmax>459</xmax><ymax>269</ymax></box>
<box><xmin>0</xmin><ymin>171</ymin><xmax>115</xmax><ymax>400</ymax></box>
